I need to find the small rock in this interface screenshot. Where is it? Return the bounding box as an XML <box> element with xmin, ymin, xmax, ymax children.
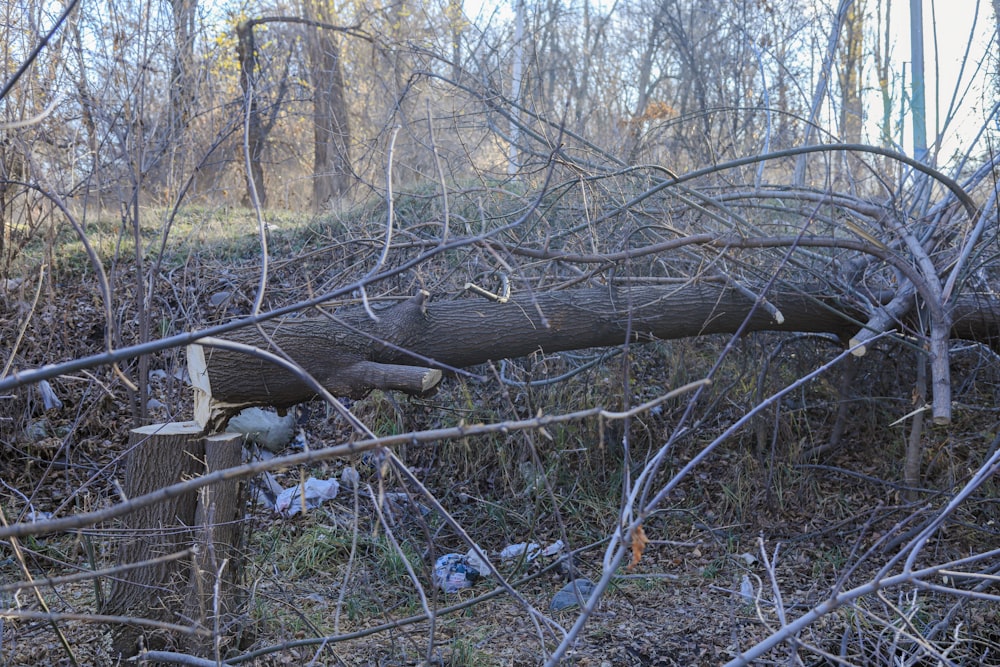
<box><xmin>24</xmin><ymin>419</ymin><xmax>49</xmax><ymax>441</ymax></box>
<box><xmin>550</xmin><ymin>579</ymin><xmax>596</xmax><ymax>611</ymax></box>
<box><xmin>208</xmin><ymin>291</ymin><xmax>231</xmax><ymax>307</ymax></box>
<box><xmin>382</xmin><ymin>492</ymin><xmax>431</xmax><ymax>518</ymax></box>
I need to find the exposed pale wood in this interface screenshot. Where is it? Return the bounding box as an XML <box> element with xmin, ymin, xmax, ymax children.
<box><xmin>188</xmin><ymin>343</ymin><xmax>252</xmax><ymax>430</ymax></box>
<box><xmin>187</xmin><ymin>343</ymin><xmax>212</xmax><ymax>428</ymax></box>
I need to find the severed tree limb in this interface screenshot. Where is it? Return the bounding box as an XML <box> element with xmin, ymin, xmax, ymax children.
<box><xmin>849</xmin><ymin>282</ymin><xmax>917</xmax><ymax>356</ymax></box>
<box><xmin>192</xmin><ymin>284</ymin><xmax>1000</xmax><ymax>420</ymax></box>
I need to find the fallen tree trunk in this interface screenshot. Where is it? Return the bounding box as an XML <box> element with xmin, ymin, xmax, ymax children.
<box><xmin>194</xmin><ymin>283</ymin><xmax>1000</xmax><ymax>418</ymax></box>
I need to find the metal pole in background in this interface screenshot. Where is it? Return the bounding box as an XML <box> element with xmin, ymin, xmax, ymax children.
<box><xmin>909</xmin><ymin>0</ymin><xmax>928</xmax><ymax>161</ymax></box>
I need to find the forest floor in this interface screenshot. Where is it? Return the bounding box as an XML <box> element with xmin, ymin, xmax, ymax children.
<box><xmin>2</xmin><ymin>208</ymin><xmax>1000</xmax><ymax>666</ymax></box>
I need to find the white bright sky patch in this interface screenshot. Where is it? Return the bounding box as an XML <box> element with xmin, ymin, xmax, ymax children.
<box><xmin>462</xmin><ymin>0</ymin><xmax>998</xmax><ymax>163</ymax></box>
<box><xmin>884</xmin><ymin>0</ymin><xmax>997</xmax><ymax>160</ymax></box>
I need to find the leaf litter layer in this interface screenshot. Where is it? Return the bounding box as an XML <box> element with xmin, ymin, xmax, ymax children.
<box><xmin>2</xmin><ymin>180</ymin><xmax>1000</xmax><ymax>665</ymax></box>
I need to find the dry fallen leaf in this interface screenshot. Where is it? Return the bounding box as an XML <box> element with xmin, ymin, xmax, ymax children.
<box><xmin>627</xmin><ymin>523</ymin><xmax>649</xmax><ymax>571</ymax></box>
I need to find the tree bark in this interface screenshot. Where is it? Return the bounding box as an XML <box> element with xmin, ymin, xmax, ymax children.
<box><xmin>994</xmin><ymin>0</ymin><xmax>1000</xmax><ymax>110</ymax></box>
<box><xmin>168</xmin><ymin>0</ymin><xmax>197</xmax><ymax>143</ymax></box>
<box><xmin>104</xmin><ymin>422</ymin><xmax>204</xmax><ymax>654</ymax></box>
<box><xmin>838</xmin><ymin>2</ymin><xmax>864</xmax><ymax>143</ymax></box>
<box><xmin>105</xmin><ymin>423</ymin><xmax>244</xmax><ymax>656</ymax></box>
<box><xmin>184</xmin><ymin>432</ymin><xmax>244</xmax><ymax>657</ymax></box>
<box><xmin>306</xmin><ymin>0</ymin><xmax>351</xmax><ymax>210</ymax></box>
<box><xmin>237</xmin><ymin>20</ymin><xmax>267</xmax><ymax>207</ymax></box>
<box><xmin>794</xmin><ymin>0</ymin><xmax>854</xmax><ymax>185</ymax></box>
<box><xmin>197</xmin><ymin>283</ymin><xmax>1000</xmax><ymax>415</ymax></box>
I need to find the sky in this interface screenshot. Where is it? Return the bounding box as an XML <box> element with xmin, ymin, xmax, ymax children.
<box><xmin>883</xmin><ymin>0</ymin><xmax>997</xmax><ymax>162</ymax></box>
<box><xmin>461</xmin><ymin>0</ymin><xmax>998</xmax><ymax>164</ymax></box>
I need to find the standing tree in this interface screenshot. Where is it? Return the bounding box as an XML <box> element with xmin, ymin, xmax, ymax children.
<box><xmin>167</xmin><ymin>0</ymin><xmax>197</xmax><ymax>152</ymax></box>
<box><xmin>237</xmin><ymin>18</ymin><xmax>268</xmax><ymax>207</ymax></box>
<box><xmin>305</xmin><ymin>0</ymin><xmax>352</xmax><ymax>209</ymax></box>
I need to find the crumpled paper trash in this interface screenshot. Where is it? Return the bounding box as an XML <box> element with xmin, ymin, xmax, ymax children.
<box><xmin>275</xmin><ymin>477</ymin><xmax>340</xmax><ymax>517</ymax></box>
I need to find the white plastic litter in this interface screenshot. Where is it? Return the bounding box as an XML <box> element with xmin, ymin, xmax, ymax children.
<box><xmin>274</xmin><ymin>477</ymin><xmax>340</xmax><ymax>517</ymax></box>
<box><xmin>38</xmin><ymin>380</ymin><xmax>62</xmax><ymax>410</ymax></box>
<box><xmin>500</xmin><ymin>542</ymin><xmax>541</xmax><ymax>561</ymax></box>
<box><xmin>227</xmin><ymin>407</ymin><xmax>296</xmax><ymax>452</ymax></box>
<box><xmin>542</xmin><ymin>540</ymin><xmax>564</xmax><ymax>556</ymax></box>
<box><xmin>25</xmin><ymin>509</ymin><xmax>53</xmax><ymax>523</ymax></box>
<box><xmin>432</xmin><ymin>553</ymin><xmax>484</xmax><ymax>593</ymax></box>
<box><xmin>740</xmin><ymin>574</ymin><xmax>755</xmax><ymax>605</ymax></box>
<box><xmin>464</xmin><ymin>548</ymin><xmax>491</xmax><ymax>578</ymax></box>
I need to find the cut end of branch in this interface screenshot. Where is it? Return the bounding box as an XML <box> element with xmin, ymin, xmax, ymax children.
<box><xmin>409</xmin><ymin>289</ymin><xmax>431</xmax><ymax>316</ymax></box>
<box><xmin>351</xmin><ymin>360</ymin><xmax>443</xmax><ymax>396</ymax></box>
<box><xmin>422</xmin><ymin>368</ymin><xmax>443</xmax><ymax>393</ymax></box>
<box><xmin>187</xmin><ymin>344</ymin><xmax>213</xmax><ymax>427</ymax></box>
<box><xmin>848</xmin><ymin>337</ymin><xmax>867</xmax><ymax>357</ymax></box>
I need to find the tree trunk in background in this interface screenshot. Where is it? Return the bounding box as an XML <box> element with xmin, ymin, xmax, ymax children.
<box><xmin>168</xmin><ymin>0</ymin><xmax>196</xmax><ymax>144</ymax></box>
<box><xmin>909</xmin><ymin>0</ymin><xmax>928</xmax><ymax>162</ymax></box>
<box><xmin>626</xmin><ymin>0</ymin><xmax>670</xmax><ymax>163</ymax></box>
<box><xmin>307</xmin><ymin>0</ymin><xmax>352</xmax><ymax>211</ymax></box>
<box><xmin>447</xmin><ymin>0</ymin><xmax>464</xmax><ymax>82</ymax></box>
<box><xmin>794</xmin><ymin>0</ymin><xmax>853</xmax><ymax>185</ymax></box>
<box><xmin>837</xmin><ymin>1</ymin><xmax>864</xmax><ymax>182</ymax></box>
<box><xmin>237</xmin><ymin>20</ymin><xmax>267</xmax><ymax>208</ymax></box>
<box><xmin>874</xmin><ymin>0</ymin><xmax>895</xmax><ymax>148</ymax></box>
<box><xmin>993</xmin><ymin>0</ymin><xmax>1000</xmax><ymax>101</ymax></box>
<box><xmin>508</xmin><ymin>0</ymin><xmax>525</xmax><ymax>176</ymax></box>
